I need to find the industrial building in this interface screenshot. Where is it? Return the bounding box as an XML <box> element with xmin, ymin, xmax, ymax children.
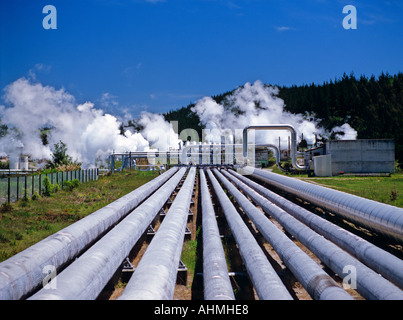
<box><xmin>306</xmin><ymin>139</ymin><xmax>395</xmax><ymax>176</ymax></box>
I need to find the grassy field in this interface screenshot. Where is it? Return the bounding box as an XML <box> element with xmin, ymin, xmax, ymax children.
<box><xmin>0</xmin><ymin>170</ymin><xmax>159</xmax><ymax>262</ymax></box>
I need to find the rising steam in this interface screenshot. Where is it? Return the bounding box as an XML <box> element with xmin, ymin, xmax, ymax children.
<box><xmin>192</xmin><ymin>80</ymin><xmax>357</xmax><ymax>146</ymax></box>
<box><xmin>0</xmin><ymin>77</ymin><xmax>180</xmax><ymax>166</ymax></box>
<box><xmin>0</xmin><ymin>78</ymin><xmax>357</xmax><ymax>167</ymax></box>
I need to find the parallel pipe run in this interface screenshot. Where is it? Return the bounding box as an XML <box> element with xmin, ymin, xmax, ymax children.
<box><xmin>0</xmin><ymin>167</ymin><xmax>179</xmax><ymax>300</ymax></box>
<box><xmin>223</xmin><ymin>169</ymin><xmax>403</xmax><ymax>300</ymax></box>
<box><xmin>119</xmin><ymin>167</ymin><xmax>196</xmax><ymax>300</ymax></box>
<box><xmin>228</xmin><ymin>169</ymin><xmax>403</xmax><ymax>290</ymax></box>
<box><xmin>200</xmin><ymin>169</ymin><xmax>235</xmax><ymax>300</ymax></box>
<box><xmin>246</xmin><ymin>166</ymin><xmax>403</xmax><ymax>243</ymax></box>
<box><xmin>206</xmin><ymin>169</ymin><xmax>293</xmax><ymax>300</ymax></box>
<box><xmin>213</xmin><ymin>169</ymin><xmax>353</xmax><ymax>300</ymax></box>
<box><xmin>29</xmin><ymin>168</ymin><xmax>187</xmax><ymax>300</ymax></box>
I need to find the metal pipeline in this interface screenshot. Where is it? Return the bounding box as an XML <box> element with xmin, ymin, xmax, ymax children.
<box><xmin>222</xmin><ymin>169</ymin><xmax>403</xmax><ymax>300</ymax></box>
<box><xmin>118</xmin><ymin>167</ymin><xmax>196</xmax><ymax>300</ymax></box>
<box><xmin>213</xmin><ymin>168</ymin><xmax>353</xmax><ymax>300</ymax></box>
<box><xmin>200</xmin><ymin>169</ymin><xmax>235</xmax><ymax>300</ymax></box>
<box><xmin>0</xmin><ymin>167</ymin><xmax>179</xmax><ymax>300</ymax></box>
<box><xmin>256</xmin><ymin>144</ymin><xmax>286</xmax><ymax>171</ymax></box>
<box><xmin>227</xmin><ymin>168</ymin><xmax>403</xmax><ymax>290</ymax></box>
<box><xmin>246</xmin><ymin>166</ymin><xmax>403</xmax><ymax>243</ymax></box>
<box><xmin>29</xmin><ymin>168</ymin><xmax>187</xmax><ymax>300</ymax></box>
<box><xmin>243</xmin><ymin>124</ymin><xmax>306</xmax><ymax>170</ymax></box>
<box><xmin>206</xmin><ymin>169</ymin><xmax>293</xmax><ymax>300</ymax></box>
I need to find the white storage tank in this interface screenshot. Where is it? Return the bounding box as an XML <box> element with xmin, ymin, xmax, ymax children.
<box><xmin>9</xmin><ymin>156</ymin><xmax>19</xmax><ymax>170</ymax></box>
<box><xmin>20</xmin><ymin>156</ymin><xmax>29</xmax><ymax>170</ymax></box>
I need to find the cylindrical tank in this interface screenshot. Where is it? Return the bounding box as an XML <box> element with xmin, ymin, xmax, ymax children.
<box><xmin>9</xmin><ymin>156</ymin><xmax>19</xmax><ymax>170</ymax></box>
<box><xmin>19</xmin><ymin>156</ymin><xmax>29</xmax><ymax>171</ymax></box>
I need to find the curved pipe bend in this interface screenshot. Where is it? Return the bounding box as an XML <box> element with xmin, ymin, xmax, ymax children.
<box><xmin>243</xmin><ymin>124</ymin><xmax>306</xmax><ymax>171</ymax></box>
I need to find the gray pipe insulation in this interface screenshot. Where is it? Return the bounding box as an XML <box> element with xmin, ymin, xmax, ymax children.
<box><xmin>118</xmin><ymin>167</ymin><xmax>196</xmax><ymax>300</ymax></box>
<box><xmin>29</xmin><ymin>167</ymin><xmax>186</xmax><ymax>300</ymax></box>
<box><xmin>245</xmin><ymin>166</ymin><xmax>403</xmax><ymax>243</ymax></box>
<box><xmin>222</xmin><ymin>169</ymin><xmax>403</xmax><ymax>300</ymax></box>
<box><xmin>200</xmin><ymin>169</ymin><xmax>235</xmax><ymax>300</ymax></box>
<box><xmin>212</xmin><ymin>168</ymin><xmax>353</xmax><ymax>300</ymax></box>
<box><xmin>227</xmin><ymin>168</ymin><xmax>403</xmax><ymax>290</ymax></box>
<box><xmin>206</xmin><ymin>169</ymin><xmax>293</xmax><ymax>300</ymax></box>
<box><xmin>0</xmin><ymin>167</ymin><xmax>179</xmax><ymax>300</ymax></box>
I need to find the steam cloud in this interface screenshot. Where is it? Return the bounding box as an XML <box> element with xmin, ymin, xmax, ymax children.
<box><xmin>0</xmin><ymin>78</ymin><xmax>357</xmax><ymax>167</ymax></box>
<box><xmin>0</xmin><ymin>78</ymin><xmax>180</xmax><ymax>166</ymax></box>
<box><xmin>192</xmin><ymin>80</ymin><xmax>357</xmax><ymax>146</ymax></box>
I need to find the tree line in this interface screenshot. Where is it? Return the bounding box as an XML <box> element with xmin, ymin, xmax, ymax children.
<box><xmin>276</xmin><ymin>72</ymin><xmax>403</xmax><ymax>166</ymax></box>
<box><xmin>163</xmin><ymin>72</ymin><xmax>403</xmax><ymax>167</ymax></box>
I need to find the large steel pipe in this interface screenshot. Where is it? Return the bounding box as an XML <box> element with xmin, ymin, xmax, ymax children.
<box><xmin>0</xmin><ymin>167</ymin><xmax>179</xmax><ymax>300</ymax></box>
<box><xmin>29</xmin><ymin>168</ymin><xmax>187</xmax><ymax>300</ymax></box>
<box><xmin>200</xmin><ymin>169</ymin><xmax>235</xmax><ymax>300</ymax></box>
<box><xmin>206</xmin><ymin>169</ymin><xmax>293</xmax><ymax>300</ymax></box>
<box><xmin>118</xmin><ymin>167</ymin><xmax>196</xmax><ymax>300</ymax></box>
<box><xmin>246</xmin><ymin>167</ymin><xmax>403</xmax><ymax>243</ymax></box>
<box><xmin>243</xmin><ymin>125</ymin><xmax>305</xmax><ymax>170</ymax></box>
<box><xmin>223</xmin><ymin>169</ymin><xmax>403</xmax><ymax>300</ymax></box>
<box><xmin>213</xmin><ymin>169</ymin><xmax>353</xmax><ymax>300</ymax></box>
<box><xmin>227</xmin><ymin>169</ymin><xmax>403</xmax><ymax>290</ymax></box>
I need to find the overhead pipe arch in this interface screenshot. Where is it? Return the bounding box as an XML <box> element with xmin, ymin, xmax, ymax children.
<box><xmin>243</xmin><ymin>124</ymin><xmax>306</xmax><ymax>170</ymax></box>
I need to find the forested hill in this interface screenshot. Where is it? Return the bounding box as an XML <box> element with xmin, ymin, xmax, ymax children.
<box><xmin>164</xmin><ymin>72</ymin><xmax>403</xmax><ymax>167</ymax></box>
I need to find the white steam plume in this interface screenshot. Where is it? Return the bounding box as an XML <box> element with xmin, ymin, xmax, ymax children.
<box><xmin>0</xmin><ymin>78</ymin><xmax>180</xmax><ymax>165</ymax></box>
<box><xmin>192</xmin><ymin>80</ymin><xmax>357</xmax><ymax>146</ymax></box>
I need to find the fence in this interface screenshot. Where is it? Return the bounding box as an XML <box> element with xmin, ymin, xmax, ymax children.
<box><xmin>0</xmin><ymin>169</ymin><xmax>99</xmax><ymax>205</ymax></box>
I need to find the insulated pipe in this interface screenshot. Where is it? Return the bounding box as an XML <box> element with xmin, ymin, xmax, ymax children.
<box><xmin>200</xmin><ymin>169</ymin><xmax>235</xmax><ymax>300</ymax></box>
<box><xmin>246</xmin><ymin>167</ymin><xmax>403</xmax><ymax>243</ymax></box>
<box><xmin>243</xmin><ymin>124</ymin><xmax>306</xmax><ymax>170</ymax></box>
<box><xmin>29</xmin><ymin>168</ymin><xmax>187</xmax><ymax>300</ymax></box>
<box><xmin>0</xmin><ymin>167</ymin><xmax>179</xmax><ymax>300</ymax></box>
<box><xmin>256</xmin><ymin>144</ymin><xmax>286</xmax><ymax>172</ymax></box>
<box><xmin>227</xmin><ymin>169</ymin><xmax>403</xmax><ymax>290</ymax></box>
<box><xmin>213</xmin><ymin>169</ymin><xmax>353</xmax><ymax>300</ymax></box>
<box><xmin>222</xmin><ymin>169</ymin><xmax>403</xmax><ymax>300</ymax></box>
<box><xmin>118</xmin><ymin>167</ymin><xmax>196</xmax><ymax>300</ymax></box>
<box><xmin>206</xmin><ymin>169</ymin><xmax>293</xmax><ymax>300</ymax></box>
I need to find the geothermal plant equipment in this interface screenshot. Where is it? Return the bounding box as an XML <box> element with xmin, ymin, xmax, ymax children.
<box><xmin>0</xmin><ymin>124</ymin><xmax>402</xmax><ymax>300</ymax></box>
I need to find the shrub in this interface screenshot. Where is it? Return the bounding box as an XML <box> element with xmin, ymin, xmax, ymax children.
<box><xmin>42</xmin><ymin>177</ymin><xmax>59</xmax><ymax>196</ymax></box>
<box><xmin>63</xmin><ymin>179</ymin><xmax>80</xmax><ymax>191</ymax></box>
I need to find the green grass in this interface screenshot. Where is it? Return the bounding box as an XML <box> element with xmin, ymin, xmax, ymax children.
<box><xmin>0</xmin><ymin>170</ymin><xmax>159</xmax><ymax>262</ymax></box>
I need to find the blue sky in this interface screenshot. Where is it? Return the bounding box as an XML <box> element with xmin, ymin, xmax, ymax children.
<box><xmin>1</xmin><ymin>0</ymin><xmax>402</xmax><ymax>117</ymax></box>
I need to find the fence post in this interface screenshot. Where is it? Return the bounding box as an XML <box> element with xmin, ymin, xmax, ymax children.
<box><xmin>24</xmin><ymin>175</ymin><xmax>27</xmax><ymax>200</ymax></box>
<box><xmin>7</xmin><ymin>175</ymin><xmax>10</xmax><ymax>203</ymax></box>
<box><xmin>16</xmin><ymin>176</ymin><xmax>19</xmax><ymax>201</ymax></box>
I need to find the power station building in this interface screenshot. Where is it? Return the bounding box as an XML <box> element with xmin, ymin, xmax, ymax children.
<box><xmin>306</xmin><ymin>139</ymin><xmax>395</xmax><ymax>176</ymax></box>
